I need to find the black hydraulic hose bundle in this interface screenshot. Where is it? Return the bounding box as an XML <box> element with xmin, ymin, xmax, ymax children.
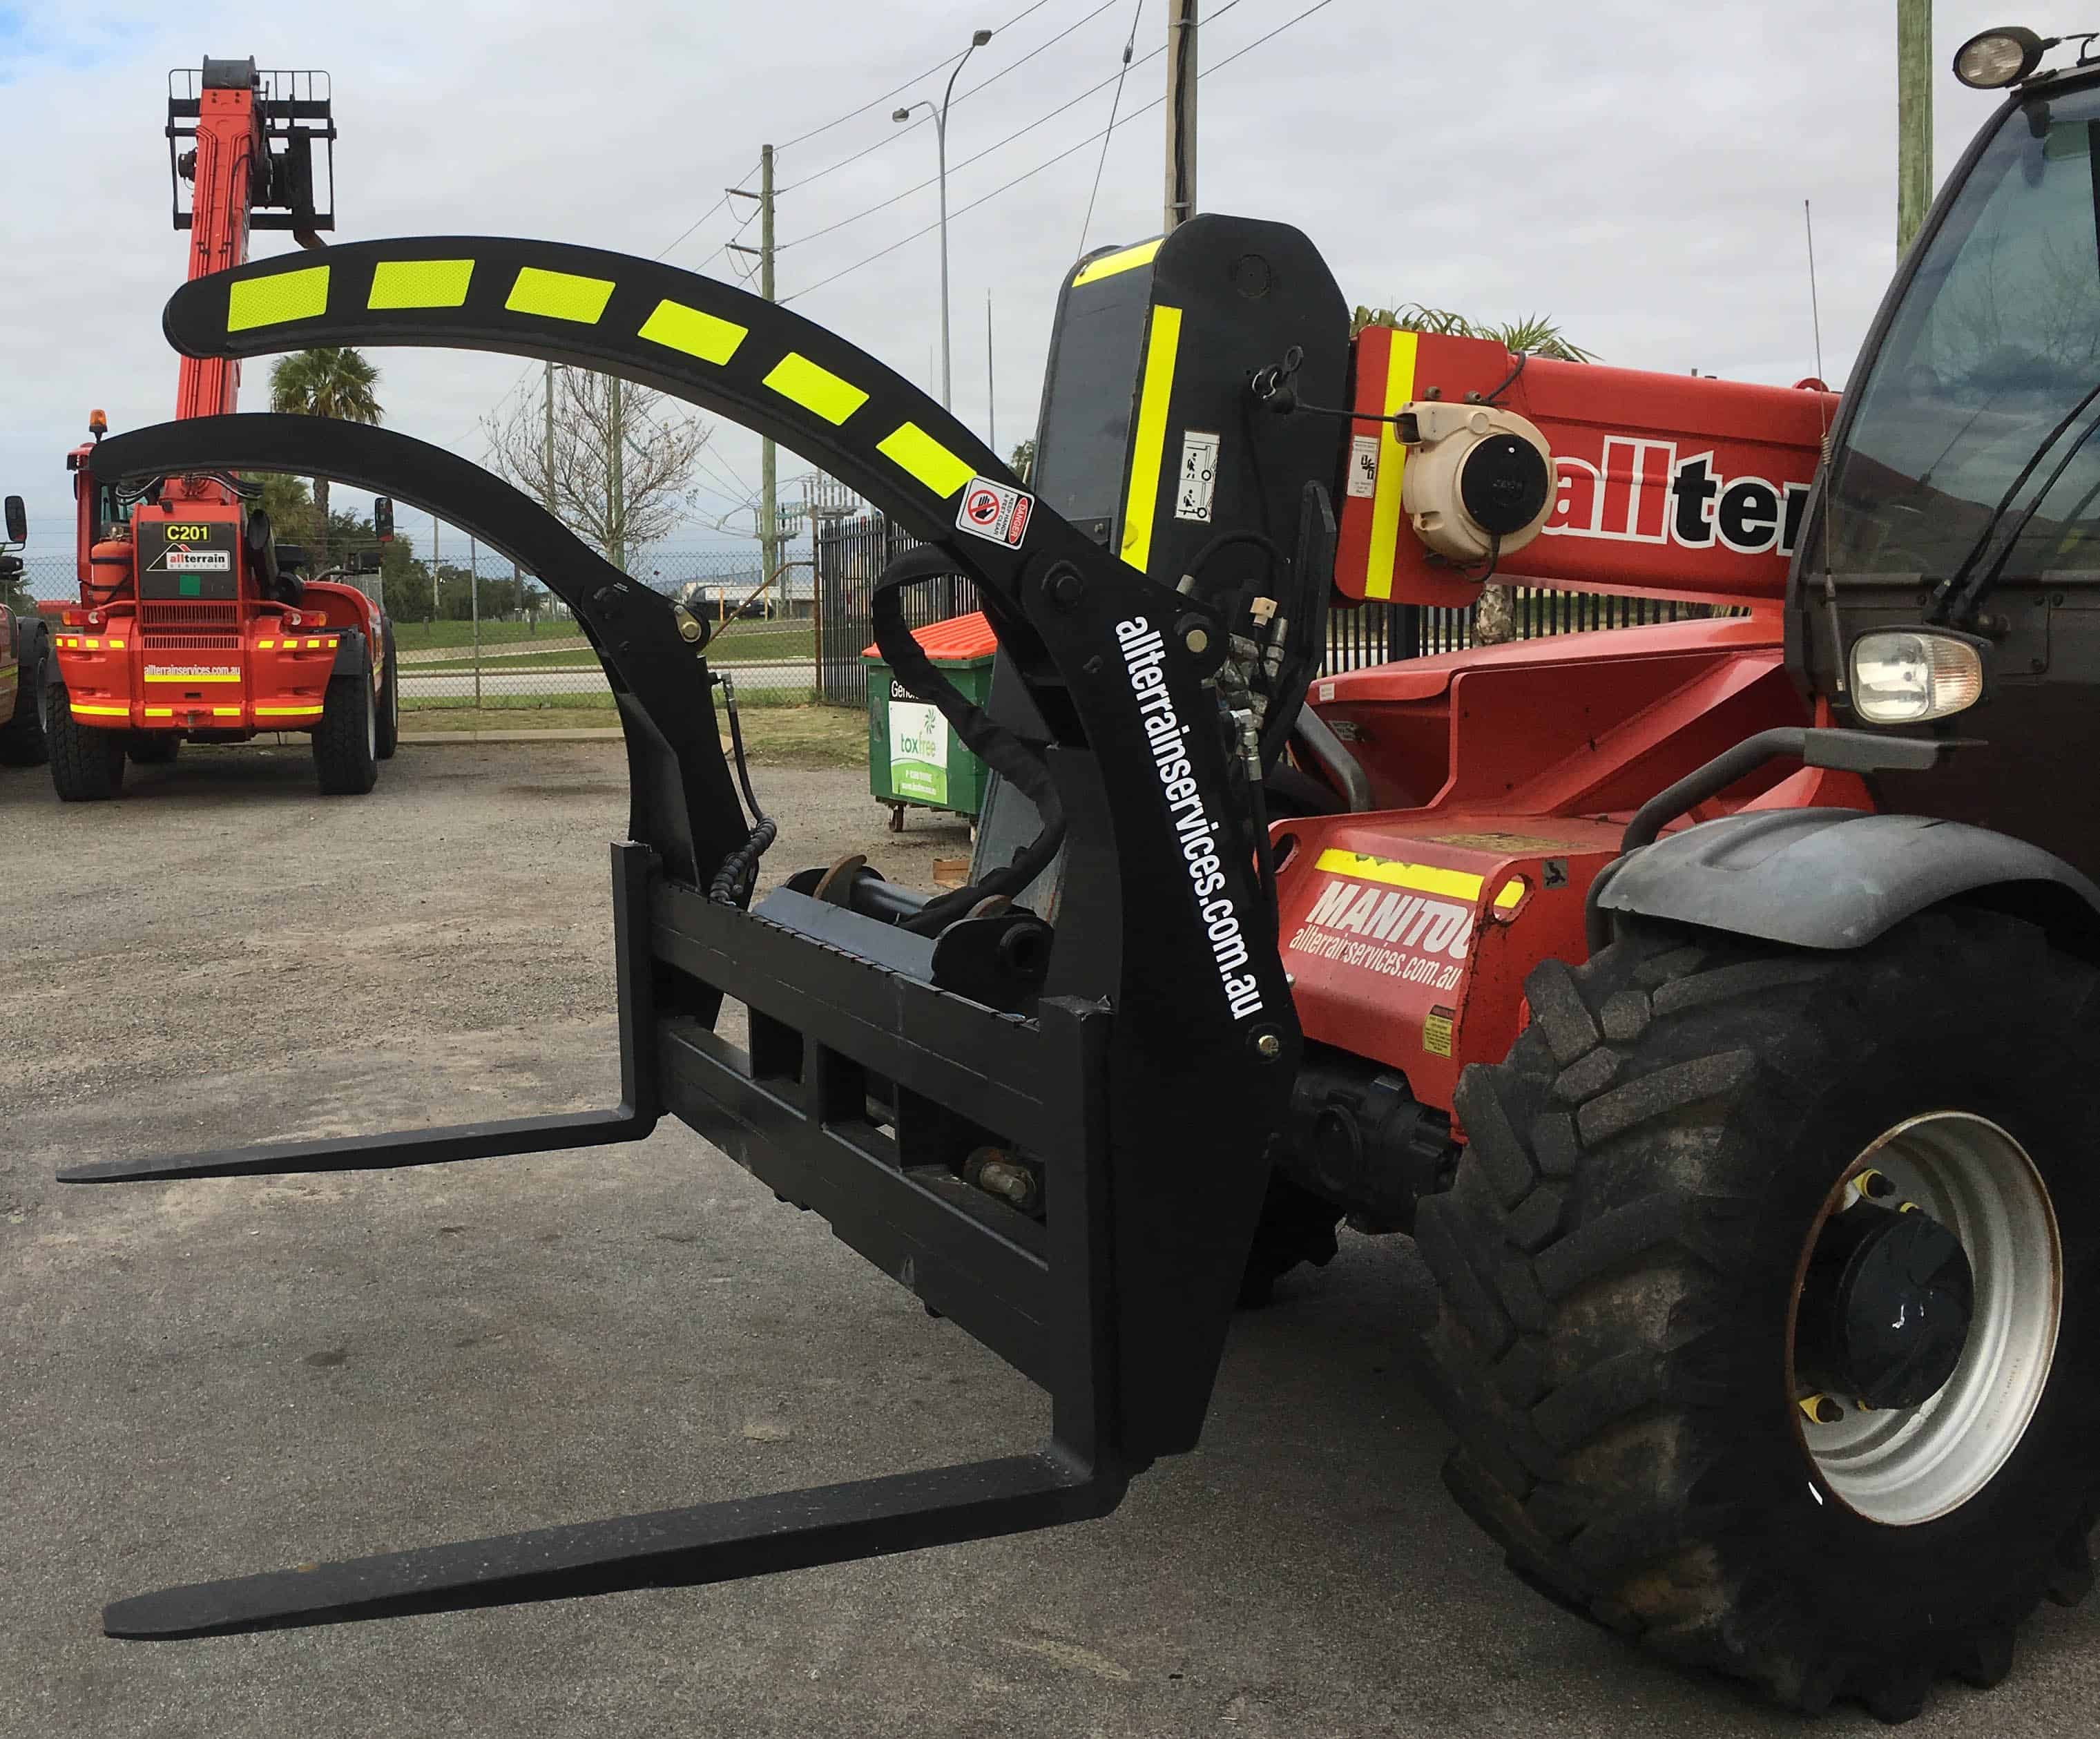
<box><xmin>707</xmin><ymin>672</ymin><xmax>778</xmax><ymax>906</ymax></box>
<box><xmin>870</xmin><ymin>546</ymin><xmax>1066</xmax><ymax>936</ymax></box>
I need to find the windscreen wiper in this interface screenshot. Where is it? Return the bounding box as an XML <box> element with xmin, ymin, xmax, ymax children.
<box><xmin>1931</xmin><ymin>378</ymin><xmax>2100</xmax><ymax>621</ymax></box>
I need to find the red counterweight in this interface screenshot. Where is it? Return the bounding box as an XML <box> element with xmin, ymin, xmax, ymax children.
<box><xmin>1333</xmin><ymin>325</ymin><xmax>1838</xmax><ymax>611</ymax></box>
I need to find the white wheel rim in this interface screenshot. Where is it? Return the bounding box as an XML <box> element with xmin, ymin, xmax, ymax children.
<box><xmin>364</xmin><ymin>686</ymin><xmax>376</xmax><ymax>759</ymax></box>
<box><xmin>1795</xmin><ymin>1112</ymin><xmax>2061</xmax><ymax>1526</ymax></box>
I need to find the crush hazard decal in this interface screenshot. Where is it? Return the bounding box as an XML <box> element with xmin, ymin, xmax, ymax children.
<box><xmin>956</xmin><ymin>476</ymin><xmax>1033</xmax><ymax>547</ymax></box>
<box><xmin>1287</xmin><ymin>872</ymin><xmax>1474</xmax><ymax>993</ymax></box>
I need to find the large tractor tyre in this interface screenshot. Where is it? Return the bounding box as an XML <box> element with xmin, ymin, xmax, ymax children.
<box><xmin>0</xmin><ymin>644</ymin><xmax>50</xmax><ymax>766</ymax></box>
<box><xmin>46</xmin><ymin>684</ymin><xmax>124</xmax><ymax>801</ymax></box>
<box><xmin>313</xmin><ymin>673</ymin><xmax>378</xmax><ymax>796</ymax></box>
<box><xmin>374</xmin><ymin>622</ymin><xmax>400</xmax><ymax>761</ymax></box>
<box><xmin>125</xmin><ymin>732</ymin><xmax>181</xmax><ymax>766</ymax></box>
<box><xmin>1416</xmin><ymin>910</ymin><xmax>2100</xmax><ymax>1722</ymax></box>
<box><xmin>1237</xmin><ymin>1173</ymin><xmax>1345</xmax><ymax>1307</ymax></box>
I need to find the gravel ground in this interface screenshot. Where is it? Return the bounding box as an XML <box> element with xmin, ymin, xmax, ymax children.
<box><xmin>4</xmin><ymin>740</ymin><xmax>2099</xmax><ymax>1739</ymax></box>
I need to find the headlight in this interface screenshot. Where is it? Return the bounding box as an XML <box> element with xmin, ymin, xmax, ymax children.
<box><xmin>1953</xmin><ymin>26</ymin><xmax>2047</xmax><ymax>89</ymax></box>
<box><xmin>1849</xmin><ymin>630</ymin><xmax>1986</xmax><ymax>723</ymax></box>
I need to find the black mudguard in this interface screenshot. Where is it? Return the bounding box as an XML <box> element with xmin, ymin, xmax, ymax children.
<box><xmin>1596</xmin><ymin>807</ymin><xmax>2100</xmax><ymax>957</ymax></box>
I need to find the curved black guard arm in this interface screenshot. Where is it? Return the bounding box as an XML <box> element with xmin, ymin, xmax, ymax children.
<box><xmin>88</xmin><ymin>414</ymin><xmax>745</xmax><ymax>887</ymax></box>
<box><xmin>163</xmin><ymin>240</ymin><xmax>1304</xmax><ymax>1455</ymax></box>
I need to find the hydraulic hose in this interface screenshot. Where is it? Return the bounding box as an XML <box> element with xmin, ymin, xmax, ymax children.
<box><xmin>869</xmin><ymin>546</ymin><xmax>1065</xmax><ymax>934</ymax></box>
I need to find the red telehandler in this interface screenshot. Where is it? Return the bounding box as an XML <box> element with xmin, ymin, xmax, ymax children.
<box><xmin>57</xmin><ymin>21</ymin><xmax>2100</xmax><ymax>1725</ymax></box>
<box><xmin>46</xmin><ymin>58</ymin><xmax>396</xmax><ymax>801</ymax></box>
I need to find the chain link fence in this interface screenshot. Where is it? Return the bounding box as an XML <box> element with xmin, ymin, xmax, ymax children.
<box><xmin>10</xmin><ymin>522</ymin><xmax>1730</xmax><ymax>729</ymax></box>
<box><xmin>11</xmin><ymin>544</ymin><xmax>822</xmax><ymax>724</ymax></box>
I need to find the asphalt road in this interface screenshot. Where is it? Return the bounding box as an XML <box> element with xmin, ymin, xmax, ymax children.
<box><xmin>5</xmin><ymin>743</ymin><xmax>2099</xmax><ymax>1739</ymax></box>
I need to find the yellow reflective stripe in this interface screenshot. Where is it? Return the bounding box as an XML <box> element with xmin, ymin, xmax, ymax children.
<box><xmin>144</xmin><ymin>671</ymin><xmax>241</xmax><ymax>682</ymax></box>
<box><xmin>1119</xmin><ymin>304</ymin><xmax>1182</xmax><ymax>572</ymax></box>
<box><xmin>1494</xmin><ymin>878</ymin><xmax>1527</xmax><ymax>909</ymax></box>
<box><xmin>253</xmin><ymin>704</ymin><xmax>325</xmax><ymax>718</ymax></box>
<box><xmin>1072</xmin><ymin>238</ymin><xmax>1162</xmax><ymax>289</ymax></box>
<box><xmin>106</xmin><ymin>638</ymin><xmax>126</xmax><ymax>649</ymax></box>
<box><xmin>763</xmin><ymin>352</ymin><xmax>867</xmax><ymax>425</ymax></box>
<box><xmin>505</xmin><ymin>267</ymin><xmax>615</xmax><ymax>323</ymax></box>
<box><xmin>639</xmin><ymin>298</ymin><xmax>747</xmax><ymax>365</ymax></box>
<box><xmin>876</xmin><ymin>423</ymin><xmax>973</xmax><ymax>498</ymax></box>
<box><xmin>70</xmin><ymin>702</ymin><xmax>130</xmax><ymax>717</ymax></box>
<box><xmin>212</xmin><ymin>707</ymin><xmax>244</xmax><ymax>718</ymax></box>
<box><xmin>143</xmin><ymin>708</ymin><xmax>173</xmax><ymax>718</ymax></box>
<box><xmin>256</xmin><ymin>640</ymin><xmax>275</xmax><ymax>649</ymax></box>
<box><xmin>369</xmin><ymin>258</ymin><xmax>474</xmax><ymax>309</ymax></box>
<box><xmin>1314</xmin><ymin>847</ymin><xmax>1485</xmax><ymax>902</ymax></box>
<box><xmin>83</xmin><ymin>639</ymin><xmax>99</xmax><ymax>650</ymax></box>
<box><xmin>1363</xmin><ymin>331</ymin><xmax>1419</xmax><ymax>602</ymax></box>
<box><xmin>227</xmin><ymin>265</ymin><xmax>331</xmax><ymax>332</ymax></box>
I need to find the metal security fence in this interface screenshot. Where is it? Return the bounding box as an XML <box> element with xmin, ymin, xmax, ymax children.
<box><xmin>1330</xmin><ymin>589</ymin><xmax>1727</xmax><ymax>671</ymax></box>
<box><xmin>809</xmin><ymin>514</ymin><xmax>1731</xmax><ymax>706</ymax></box>
<box><xmin>814</xmin><ymin>513</ymin><xmax>976</xmax><ymax>709</ymax></box>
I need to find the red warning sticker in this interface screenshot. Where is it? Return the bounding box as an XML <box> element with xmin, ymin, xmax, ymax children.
<box><xmin>956</xmin><ymin>477</ymin><xmax>1033</xmax><ymax>548</ymax></box>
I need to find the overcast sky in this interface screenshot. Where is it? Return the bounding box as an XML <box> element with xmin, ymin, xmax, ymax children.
<box><xmin>0</xmin><ymin>1</ymin><xmax>2086</xmax><ymax>575</ymax></box>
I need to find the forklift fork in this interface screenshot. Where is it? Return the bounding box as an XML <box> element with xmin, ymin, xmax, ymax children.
<box><xmin>68</xmin><ymin>224</ymin><xmax>1347</xmax><ymax>1637</ymax></box>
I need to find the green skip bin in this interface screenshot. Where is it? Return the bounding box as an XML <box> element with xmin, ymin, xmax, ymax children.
<box><xmin>860</xmin><ymin>611</ymin><xmax>996</xmax><ymax>829</ymax></box>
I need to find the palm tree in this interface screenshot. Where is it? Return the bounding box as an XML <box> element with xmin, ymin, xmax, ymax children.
<box><xmin>267</xmin><ymin>347</ymin><xmax>383</xmax><ymax>559</ymax></box>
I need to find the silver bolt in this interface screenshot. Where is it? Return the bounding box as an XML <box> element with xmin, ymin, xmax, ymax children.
<box><xmin>1254</xmin><ymin>1032</ymin><xmax>1282</xmax><ymax>1059</ymax></box>
<box><xmin>1184</xmin><ymin>626</ymin><xmax>1210</xmax><ymax>655</ymax></box>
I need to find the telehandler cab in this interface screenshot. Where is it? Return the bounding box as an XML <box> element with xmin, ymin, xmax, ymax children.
<box><xmin>61</xmin><ymin>24</ymin><xmax>2100</xmax><ymax>1722</ymax></box>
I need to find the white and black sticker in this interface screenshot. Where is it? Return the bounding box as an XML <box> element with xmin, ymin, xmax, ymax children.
<box><xmin>1174</xmin><ymin>431</ymin><xmax>1221</xmax><ymax>523</ymax></box>
<box><xmin>1347</xmin><ymin>434</ymin><xmax>1380</xmax><ymax>499</ymax></box>
<box><xmin>956</xmin><ymin>477</ymin><xmax>1034</xmax><ymax>548</ymax></box>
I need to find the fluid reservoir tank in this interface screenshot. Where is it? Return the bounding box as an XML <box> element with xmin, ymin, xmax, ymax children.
<box><xmin>88</xmin><ymin>539</ymin><xmax>132</xmax><ymax>598</ymax></box>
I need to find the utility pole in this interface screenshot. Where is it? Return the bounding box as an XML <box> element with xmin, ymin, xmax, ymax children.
<box><xmin>1897</xmin><ymin>0</ymin><xmax>1933</xmax><ymax>253</ymax></box>
<box><xmin>542</xmin><ymin>361</ymin><xmax>555</xmax><ymax>512</ymax></box>
<box><xmin>429</xmin><ymin>512</ymin><xmax>439</xmax><ymax>625</ymax></box>
<box><xmin>608</xmin><ymin>374</ymin><xmax>624</xmax><ymax>570</ymax></box>
<box><xmin>469</xmin><ymin>533</ymin><xmax>481</xmax><ymax>713</ymax></box>
<box><xmin>731</xmin><ymin>146</ymin><xmax>780</xmax><ymax>590</ymax></box>
<box><xmin>1165</xmin><ymin>0</ymin><xmax>1197</xmax><ymax>233</ymax></box>
<box><xmin>986</xmin><ymin>291</ymin><xmax>996</xmax><ymax>454</ymax></box>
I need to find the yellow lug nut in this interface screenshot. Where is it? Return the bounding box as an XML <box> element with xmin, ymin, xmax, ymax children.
<box><xmin>1798</xmin><ymin>1394</ymin><xmax>1845</xmax><ymax>1426</ymax></box>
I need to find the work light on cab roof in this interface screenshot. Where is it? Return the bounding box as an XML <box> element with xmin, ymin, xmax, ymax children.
<box><xmin>1952</xmin><ymin>23</ymin><xmax>2094</xmax><ymax>88</ymax></box>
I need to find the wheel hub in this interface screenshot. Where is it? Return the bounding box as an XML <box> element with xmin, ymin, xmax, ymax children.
<box><xmin>1789</xmin><ymin>1113</ymin><xmax>2061</xmax><ymax>1526</ymax></box>
<box><xmin>1796</xmin><ymin>1200</ymin><xmax>1974</xmax><ymax>1408</ymax></box>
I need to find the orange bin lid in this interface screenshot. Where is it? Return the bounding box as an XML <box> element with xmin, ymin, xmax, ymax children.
<box><xmin>860</xmin><ymin>609</ymin><xmax>999</xmax><ymax>664</ymax></box>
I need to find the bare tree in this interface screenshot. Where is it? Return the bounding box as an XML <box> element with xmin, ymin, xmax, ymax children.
<box><xmin>481</xmin><ymin>372</ymin><xmax>712</xmax><ymax>570</ymax></box>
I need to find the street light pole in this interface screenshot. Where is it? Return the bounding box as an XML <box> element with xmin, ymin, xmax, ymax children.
<box><xmin>896</xmin><ymin>26</ymin><xmax>992</xmax><ymax>412</ymax></box>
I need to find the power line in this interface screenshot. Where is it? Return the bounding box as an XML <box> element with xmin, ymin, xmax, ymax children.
<box><xmin>780</xmin><ymin>36</ymin><xmax>1174</xmax><ymax>251</ymax></box>
<box><xmin>776</xmin><ymin>0</ymin><xmax>1064</xmax><ymax>151</ymax></box>
<box><xmin>1079</xmin><ymin>0</ymin><xmax>1147</xmax><ymax>256</ymax></box>
<box><xmin>780</xmin><ymin>0</ymin><xmax>1243</xmax><ymax>257</ymax></box>
<box><xmin>784</xmin><ymin>0</ymin><xmax>1315</xmax><ymax>305</ymax></box>
<box><xmin>777</xmin><ymin>0</ymin><xmax>1122</xmax><ymax>196</ymax></box>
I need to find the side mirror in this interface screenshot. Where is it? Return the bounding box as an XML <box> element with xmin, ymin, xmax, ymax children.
<box><xmin>372</xmin><ymin>496</ymin><xmax>394</xmax><ymax>541</ymax></box>
<box><xmin>3</xmin><ymin>494</ymin><xmax>26</xmax><ymax>545</ymax></box>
